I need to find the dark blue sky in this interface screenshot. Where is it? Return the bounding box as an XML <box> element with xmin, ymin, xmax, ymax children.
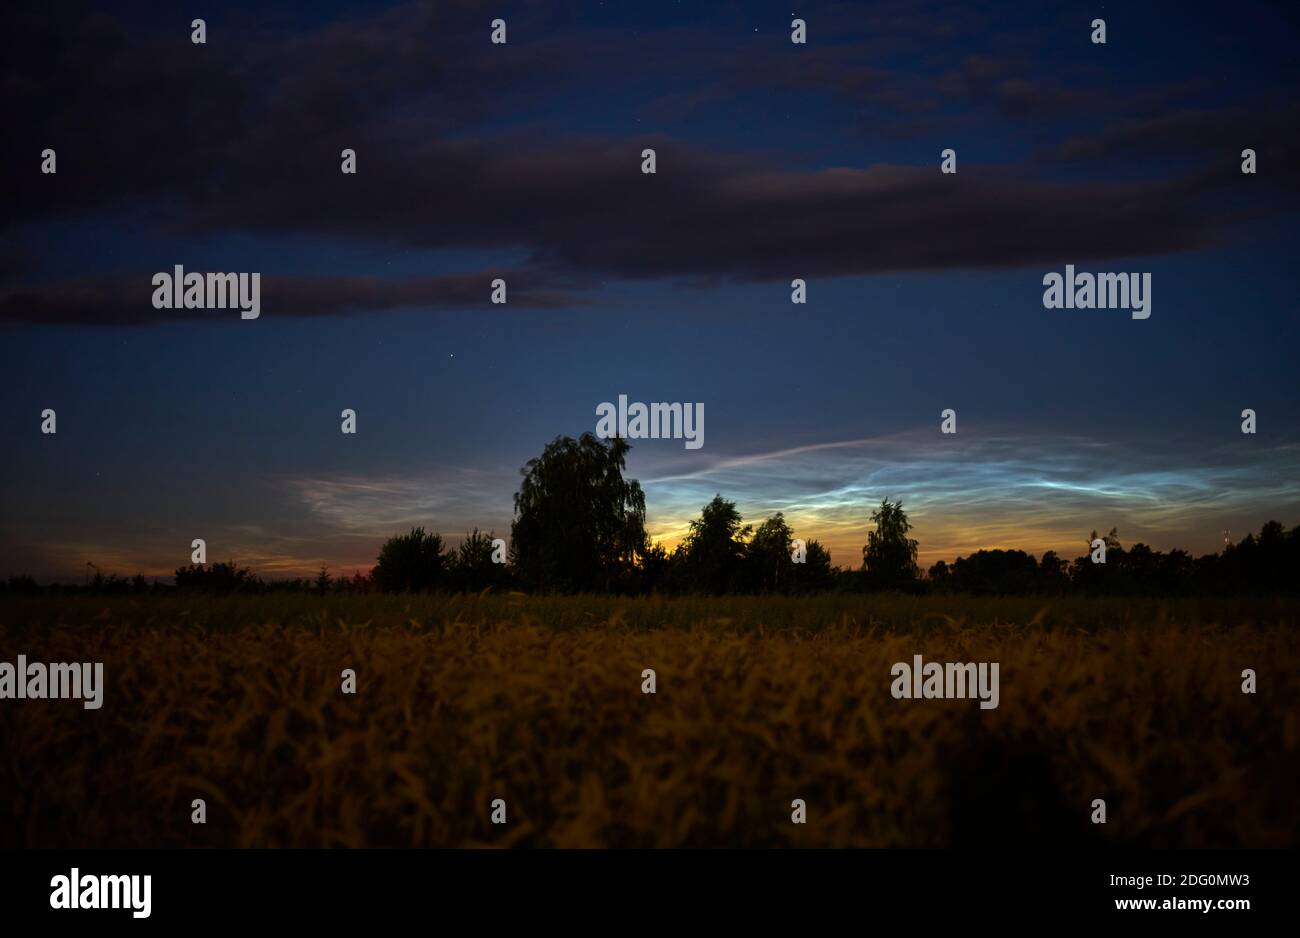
<box><xmin>3</xmin><ymin>0</ymin><xmax>1299</xmax><ymax>579</ymax></box>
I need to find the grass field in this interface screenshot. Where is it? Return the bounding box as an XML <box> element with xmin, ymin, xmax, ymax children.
<box><xmin>1</xmin><ymin>593</ymin><xmax>1296</xmax><ymax>848</ymax></box>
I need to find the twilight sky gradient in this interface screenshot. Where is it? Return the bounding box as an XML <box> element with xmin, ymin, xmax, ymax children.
<box><xmin>3</xmin><ymin>0</ymin><xmax>1299</xmax><ymax>580</ymax></box>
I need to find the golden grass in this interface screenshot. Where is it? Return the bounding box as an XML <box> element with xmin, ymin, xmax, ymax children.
<box><xmin>1</xmin><ymin>593</ymin><xmax>1296</xmax><ymax>847</ymax></box>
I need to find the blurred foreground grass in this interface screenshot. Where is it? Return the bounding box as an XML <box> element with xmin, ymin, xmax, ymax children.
<box><xmin>1</xmin><ymin>593</ymin><xmax>1296</xmax><ymax>847</ymax></box>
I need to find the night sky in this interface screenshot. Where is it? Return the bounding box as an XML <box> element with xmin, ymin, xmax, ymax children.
<box><xmin>3</xmin><ymin>0</ymin><xmax>1299</xmax><ymax>580</ymax></box>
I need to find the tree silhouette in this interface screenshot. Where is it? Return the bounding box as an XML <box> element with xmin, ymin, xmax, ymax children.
<box><xmin>372</xmin><ymin>527</ymin><xmax>446</xmax><ymax>593</ymax></box>
<box><xmin>448</xmin><ymin>528</ymin><xmax>507</xmax><ymax>592</ymax></box>
<box><xmin>510</xmin><ymin>433</ymin><xmax>647</xmax><ymax>592</ymax></box>
<box><xmin>174</xmin><ymin>561</ymin><xmax>260</xmax><ymax>593</ymax></box>
<box><xmin>861</xmin><ymin>498</ymin><xmax>919</xmax><ymax>589</ymax></box>
<box><xmin>940</xmin><ymin>549</ymin><xmax>1039</xmax><ymax>595</ymax></box>
<box><xmin>1038</xmin><ymin>550</ymin><xmax>1069</xmax><ymax>592</ymax></box>
<box><xmin>679</xmin><ymin>495</ymin><xmax>751</xmax><ymax>593</ymax></box>
<box><xmin>790</xmin><ymin>539</ymin><xmax>835</xmax><ymax>593</ymax></box>
<box><xmin>747</xmin><ymin>512</ymin><xmax>794</xmax><ymax>593</ymax></box>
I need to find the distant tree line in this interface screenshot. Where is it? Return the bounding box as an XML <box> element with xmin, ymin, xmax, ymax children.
<box><xmin>926</xmin><ymin>522</ymin><xmax>1300</xmax><ymax>596</ymax></box>
<box><xmin>2</xmin><ymin>434</ymin><xmax>1297</xmax><ymax>597</ymax></box>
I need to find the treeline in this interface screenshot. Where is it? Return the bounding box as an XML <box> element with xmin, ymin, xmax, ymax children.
<box><xmin>926</xmin><ymin>521</ymin><xmax>1299</xmax><ymax>596</ymax></box>
<box><xmin>8</xmin><ymin>516</ymin><xmax>1292</xmax><ymax>598</ymax></box>
<box><xmin>363</xmin><ymin>500</ymin><xmax>836</xmax><ymax>597</ymax></box>
<box><xmin>3</xmin><ymin>433</ymin><xmax>1297</xmax><ymax>597</ymax></box>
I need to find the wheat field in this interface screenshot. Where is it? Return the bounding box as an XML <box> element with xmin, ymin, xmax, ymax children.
<box><xmin>1</xmin><ymin>593</ymin><xmax>1296</xmax><ymax>848</ymax></box>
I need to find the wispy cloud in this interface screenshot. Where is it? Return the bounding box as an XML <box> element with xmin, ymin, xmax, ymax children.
<box><xmin>9</xmin><ymin>429</ymin><xmax>1296</xmax><ymax>581</ymax></box>
<box><xmin>633</xmin><ymin>429</ymin><xmax>1300</xmax><ymax>566</ymax></box>
<box><xmin>286</xmin><ymin>467</ymin><xmax>517</xmax><ymax>540</ymax></box>
<box><xmin>282</xmin><ymin>429</ymin><xmax>1300</xmax><ymax>572</ymax></box>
